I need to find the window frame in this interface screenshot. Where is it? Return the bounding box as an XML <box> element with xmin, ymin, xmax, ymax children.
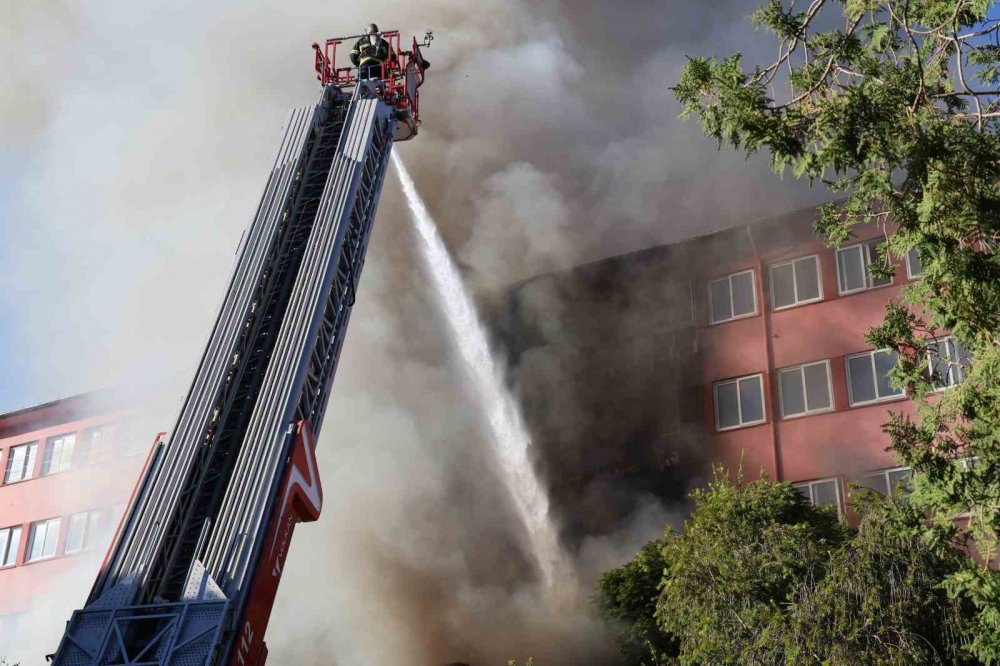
<box><xmin>713</xmin><ymin>373</ymin><xmax>767</xmax><ymax>432</ymax></box>
<box><xmin>25</xmin><ymin>517</ymin><xmax>61</xmax><ymax>563</ymax></box>
<box><xmin>64</xmin><ymin>509</ymin><xmax>103</xmax><ymax>555</ymax></box>
<box><xmin>769</xmin><ymin>254</ymin><xmax>824</xmax><ymax>311</ymax></box>
<box><xmin>3</xmin><ymin>442</ymin><xmax>38</xmax><ymax>485</ymax></box>
<box><xmin>856</xmin><ymin>466</ymin><xmax>914</xmax><ymax>497</ymax></box>
<box><xmin>777</xmin><ymin>359</ymin><xmax>835</xmax><ymax>419</ymax></box>
<box><xmin>836</xmin><ymin>238</ymin><xmax>894</xmax><ymax>295</ymax></box>
<box><xmin>927</xmin><ymin>336</ymin><xmax>969</xmax><ymax>391</ymax></box>
<box><xmin>845</xmin><ymin>349</ymin><xmax>906</xmax><ymax>407</ymax></box>
<box><xmin>905</xmin><ymin>247</ymin><xmax>923</xmax><ymax>279</ymax></box>
<box><xmin>793</xmin><ymin>477</ymin><xmax>844</xmax><ymax>518</ymax></box>
<box><xmin>707</xmin><ymin>269</ymin><xmax>759</xmax><ymax>325</ymax></box>
<box><xmin>41</xmin><ymin>432</ymin><xmax>77</xmax><ymax>477</ymax></box>
<box><xmin>0</xmin><ymin>525</ymin><xmax>22</xmax><ymax>568</ymax></box>
<box><xmin>77</xmin><ymin>424</ymin><xmax>117</xmax><ymax>467</ymax></box>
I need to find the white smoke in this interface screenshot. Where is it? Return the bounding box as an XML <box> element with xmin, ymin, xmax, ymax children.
<box><xmin>2</xmin><ymin>0</ymin><xmax>826</xmax><ymax>663</ymax></box>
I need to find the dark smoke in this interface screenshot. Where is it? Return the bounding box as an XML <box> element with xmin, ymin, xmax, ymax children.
<box><xmin>3</xmin><ymin>1</ymin><xmax>827</xmax><ymax>663</ymax></box>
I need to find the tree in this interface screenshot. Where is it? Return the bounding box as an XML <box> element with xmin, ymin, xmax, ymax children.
<box><xmin>598</xmin><ymin>539</ymin><xmax>680</xmax><ymax>665</ymax></box>
<box><xmin>674</xmin><ymin>1</ymin><xmax>1000</xmax><ymax>660</ymax></box>
<box><xmin>599</xmin><ymin>474</ymin><xmax>975</xmax><ymax>665</ymax></box>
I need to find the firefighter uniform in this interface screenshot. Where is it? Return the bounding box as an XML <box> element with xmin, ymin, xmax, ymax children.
<box><xmin>351</xmin><ymin>34</ymin><xmax>393</xmax><ymax>79</ymax></box>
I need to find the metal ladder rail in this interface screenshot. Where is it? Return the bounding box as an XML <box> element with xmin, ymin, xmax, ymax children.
<box><xmin>224</xmin><ymin>96</ymin><xmax>393</xmax><ymax>597</ymax></box>
<box><xmin>296</xmin><ymin>112</ymin><xmax>393</xmax><ymax>434</ymax></box>
<box><xmin>98</xmin><ymin>105</ymin><xmax>320</xmax><ymax>598</ymax></box>
<box><xmin>146</xmin><ymin>98</ymin><xmax>352</xmax><ymax>604</ymax></box>
<box><xmin>201</xmin><ymin>91</ymin><xmax>387</xmax><ymax>588</ymax></box>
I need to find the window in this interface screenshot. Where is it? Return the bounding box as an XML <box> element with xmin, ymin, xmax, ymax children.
<box><xmin>846</xmin><ymin>349</ymin><xmax>904</xmax><ymax>406</ymax></box>
<box><xmin>928</xmin><ymin>337</ymin><xmax>971</xmax><ymax>390</ymax></box>
<box><xmin>857</xmin><ymin>467</ymin><xmax>913</xmax><ymax>497</ymax></box>
<box><xmin>770</xmin><ymin>255</ymin><xmax>822</xmax><ymax>310</ymax></box>
<box><xmin>794</xmin><ymin>478</ymin><xmax>843</xmax><ymax>516</ymax></box>
<box><xmin>778</xmin><ymin>360</ymin><xmax>833</xmax><ymax>418</ymax></box>
<box><xmin>0</xmin><ymin>526</ymin><xmax>21</xmax><ymax>567</ymax></box>
<box><xmin>836</xmin><ymin>238</ymin><xmax>893</xmax><ymax>294</ymax></box>
<box><xmin>906</xmin><ymin>248</ymin><xmax>923</xmax><ymax>279</ymax></box>
<box><xmin>65</xmin><ymin>509</ymin><xmax>103</xmax><ymax>554</ymax></box>
<box><xmin>26</xmin><ymin>518</ymin><xmax>61</xmax><ymax>562</ymax></box>
<box><xmin>714</xmin><ymin>374</ymin><xmax>766</xmax><ymax>430</ymax></box>
<box><xmin>708</xmin><ymin>270</ymin><xmax>757</xmax><ymax>324</ymax></box>
<box><xmin>3</xmin><ymin>442</ymin><xmax>37</xmax><ymax>484</ymax></box>
<box><xmin>41</xmin><ymin>433</ymin><xmax>76</xmax><ymax>476</ymax></box>
<box><xmin>76</xmin><ymin>424</ymin><xmax>117</xmax><ymax>467</ymax></box>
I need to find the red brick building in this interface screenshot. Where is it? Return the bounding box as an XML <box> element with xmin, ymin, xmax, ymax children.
<box><xmin>502</xmin><ymin>204</ymin><xmax>949</xmax><ymax>540</ymax></box>
<box><xmin>0</xmin><ymin>392</ymin><xmax>148</xmax><ymax>651</ymax></box>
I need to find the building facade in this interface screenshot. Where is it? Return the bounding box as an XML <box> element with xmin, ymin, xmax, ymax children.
<box><xmin>501</xmin><ymin>205</ymin><xmax>942</xmax><ymax>542</ymax></box>
<box><xmin>0</xmin><ymin>392</ymin><xmax>149</xmax><ymax>651</ymax></box>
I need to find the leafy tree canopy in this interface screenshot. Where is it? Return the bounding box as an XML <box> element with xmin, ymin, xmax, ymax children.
<box><xmin>674</xmin><ymin>1</ymin><xmax>1000</xmax><ymax>659</ymax></box>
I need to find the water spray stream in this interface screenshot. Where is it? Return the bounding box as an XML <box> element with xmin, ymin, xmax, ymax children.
<box><xmin>392</xmin><ymin>153</ymin><xmax>563</xmax><ymax>586</ymax></box>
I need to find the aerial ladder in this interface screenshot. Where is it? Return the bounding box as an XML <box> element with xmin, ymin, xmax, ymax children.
<box><xmin>50</xmin><ymin>29</ymin><xmax>431</xmax><ymax>666</ymax></box>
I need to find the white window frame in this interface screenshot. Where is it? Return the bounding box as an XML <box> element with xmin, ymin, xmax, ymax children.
<box><xmin>64</xmin><ymin>509</ymin><xmax>103</xmax><ymax>555</ymax></box>
<box><xmin>713</xmin><ymin>373</ymin><xmax>767</xmax><ymax>431</ymax></box>
<box><xmin>845</xmin><ymin>349</ymin><xmax>905</xmax><ymax>407</ymax></box>
<box><xmin>0</xmin><ymin>525</ymin><xmax>22</xmax><ymax>568</ymax></box>
<box><xmin>77</xmin><ymin>424</ymin><xmax>117</xmax><ymax>467</ymax></box>
<box><xmin>708</xmin><ymin>269</ymin><xmax>758</xmax><ymax>325</ymax></box>
<box><xmin>905</xmin><ymin>247</ymin><xmax>923</xmax><ymax>279</ymax></box>
<box><xmin>794</xmin><ymin>477</ymin><xmax>844</xmax><ymax>517</ymax></box>
<box><xmin>777</xmin><ymin>359</ymin><xmax>835</xmax><ymax>419</ymax></box>
<box><xmin>3</xmin><ymin>442</ymin><xmax>38</xmax><ymax>484</ymax></box>
<box><xmin>26</xmin><ymin>517</ymin><xmax>61</xmax><ymax>562</ymax></box>
<box><xmin>769</xmin><ymin>254</ymin><xmax>824</xmax><ymax>311</ymax></box>
<box><xmin>927</xmin><ymin>336</ymin><xmax>969</xmax><ymax>391</ymax></box>
<box><xmin>856</xmin><ymin>466</ymin><xmax>914</xmax><ymax>497</ymax></box>
<box><xmin>41</xmin><ymin>433</ymin><xmax>77</xmax><ymax>476</ymax></box>
<box><xmin>836</xmin><ymin>238</ymin><xmax>893</xmax><ymax>295</ymax></box>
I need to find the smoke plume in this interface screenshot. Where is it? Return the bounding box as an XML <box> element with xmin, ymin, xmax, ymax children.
<box><xmin>2</xmin><ymin>0</ymin><xmax>827</xmax><ymax>663</ymax></box>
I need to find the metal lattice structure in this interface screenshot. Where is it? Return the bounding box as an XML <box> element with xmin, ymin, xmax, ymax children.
<box><xmin>51</xmin><ymin>31</ymin><xmax>429</xmax><ymax>665</ymax></box>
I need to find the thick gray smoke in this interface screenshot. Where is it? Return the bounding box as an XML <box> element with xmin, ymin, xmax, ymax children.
<box><xmin>2</xmin><ymin>0</ymin><xmax>825</xmax><ymax>663</ymax></box>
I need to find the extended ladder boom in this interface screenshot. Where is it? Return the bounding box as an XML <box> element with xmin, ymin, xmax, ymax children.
<box><xmin>51</xmin><ymin>31</ymin><xmax>428</xmax><ymax>665</ymax></box>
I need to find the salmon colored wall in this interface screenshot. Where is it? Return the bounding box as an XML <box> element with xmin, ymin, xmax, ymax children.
<box><xmin>0</xmin><ymin>409</ymin><xmax>147</xmax><ymax>616</ymax></box>
<box><xmin>696</xmin><ymin>224</ymin><xmax>922</xmax><ymax>491</ymax></box>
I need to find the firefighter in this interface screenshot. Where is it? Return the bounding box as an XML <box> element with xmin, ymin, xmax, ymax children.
<box><xmin>351</xmin><ymin>23</ymin><xmax>394</xmax><ymax>80</ymax></box>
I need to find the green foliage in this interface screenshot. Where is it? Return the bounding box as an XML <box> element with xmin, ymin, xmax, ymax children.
<box><xmin>675</xmin><ymin>1</ymin><xmax>1000</xmax><ymax>660</ymax></box>
<box><xmin>655</xmin><ymin>473</ymin><xmax>847</xmax><ymax>665</ymax></box>
<box><xmin>598</xmin><ymin>539</ymin><xmax>680</xmax><ymax>665</ymax></box>
<box><xmin>599</xmin><ymin>473</ymin><xmax>976</xmax><ymax>665</ymax></box>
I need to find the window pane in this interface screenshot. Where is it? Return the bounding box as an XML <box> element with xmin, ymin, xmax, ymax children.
<box><xmin>87</xmin><ymin>511</ymin><xmax>102</xmax><ymax>548</ymax></box>
<box><xmin>779</xmin><ymin>367</ymin><xmax>806</xmax><ymax>416</ymax></box>
<box><xmin>28</xmin><ymin>523</ymin><xmax>47</xmax><ymax>561</ymax></box>
<box><xmin>857</xmin><ymin>473</ymin><xmax>890</xmax><ymax>495</ymax></box>
<box><xmin>907</xmin><ymin>248</ymin><xmax>923</xmax><ymax>277</ymax></box>
<box><xmin>838</xmin><ymin>246</ymin><xmax>866</xmax><ymax>292</ymax></box>
<box><xmin>4</xmin><ymin>528</ymin><xmax>20</xmax><ymax>567</ymax></box>
<box><xmin>887</xmin><ymin>469</ymin><xmax>914</xmax><ymax>496</ymax></box>
<box><xmin>848</xmin><ymin>355</ymin><xmax>877</xmax><ymax>404</ymax></box>
<box><xmin>41</xmin><ymin>440</ymin><xmax>58</xmax><ymax>475</ymax></box>
<box><xmin>709</xmin><ymin>279</ymin><xmax>732</xmax><ymax>323</ymax></box>
<box><xmin>716</xmin><ymin>382</ymin><xmax>740</xmax><ymax>429</ymax></box>
<box><xmin>929</xmin><ymin>339</ymin><xmax>950</xmax><ymax>388</ymax></box>
<box><xmin>794</xmin><ymin>257</ymin><xmax>821</xmax><ymax>302</ymax></box>
<box><xmin>738</xmin><ymin>376</ymin><xmax>764</xmax><ymax>423</ymax></box>
<box><xmin>24</xmin><ymin>444</ymin><xmax>37</xmax><ymax>480</ymax></box>
<box><xmin>43</xmin><ymin>519</ymin><xmax>60</xmax><ymax>557</ymax></box>
<box><xmin>5</xmin><ymin>446</ymin><xmax>25</xmax><ymax>483</ymax></box>
<box><xmin>731</xmin><ymin>272</ymin><xmax>756</xmax><ymax>317</ymax></box>
<box><xmin>771</xmin><ymin>263</ymin><xmax>796</xmax><ymax>309</ymax></box>
<box><xmin>813</xmin><ymin>480</ymin><xmax>839</xmax><ymax>508</ymax></box>
<box><xmin>867</xmin><ymin>240</ymin><xmax>892</xmax><ymax>287</ymax></box>
<box><xmin>793</xmin><ymin>484</ymin><xmax>811</xmax><ymax>502</ymax></box>
<box><xmin>874</xmin><ymin>350</ymin><xmax>901</xmax><ymax>398</ymax></box>
<box><xmin>65</xmin><ymin>514</ymin><xmax>86</xmax><ymax>553</ymax></box>
<box><xmin>0</xmin><ymin>530</ymin><xmax>8</xmax><ymax>567</ymax></box>
<box><xmin>803</xmin><ymin>363</ymin><xmax>832</xmax><ymax>411</ymax></box>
